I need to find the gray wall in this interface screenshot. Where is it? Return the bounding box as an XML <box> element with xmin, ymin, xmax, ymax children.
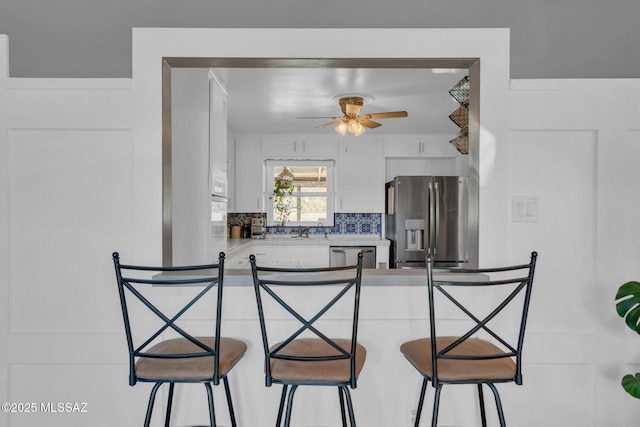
<box><xmin>1</xmin><ymin>0</ymin><xmax>639</xmax><ymax>79</ymax></box>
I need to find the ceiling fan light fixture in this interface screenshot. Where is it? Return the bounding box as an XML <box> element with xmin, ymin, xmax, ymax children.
<box><xmin>339</xmin><ymin>119</ymin><xmax>366</xmax><ymax>136</ymax></box>
<box><xmin>300</xmin><ymin>93</ymin><xmax>405</xmax><ymax>136</ymax></box>
<box><xmin>347</xmin><ymin>119</ymin><xmax>360</xmax><ymax>134</ymax></box>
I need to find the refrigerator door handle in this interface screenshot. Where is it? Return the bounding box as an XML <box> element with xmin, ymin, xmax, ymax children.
<box><xmin>428</xmin><ymin>181</ymin><xmax>436</xmax><ymax>255</ymax></box>
<box><xmin>426</xmin><ymin>182</ymin><xmax>430</xmax><ymax>255</ymax></box>
<box><xmin>434</xmin><ymin>181</ymin><xmax>440</xmax><ymax>256</ymax></box>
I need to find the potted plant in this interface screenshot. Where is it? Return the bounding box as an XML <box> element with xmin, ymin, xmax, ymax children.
<box><xmin>270</xmin><ymin>167</ymin><xmax>295</xmax><ymax>226</ymax></box>
<box><xmin>615</xmin><ymin>281</ymin><xmax>640</xmax><ymax>398</ymax></box>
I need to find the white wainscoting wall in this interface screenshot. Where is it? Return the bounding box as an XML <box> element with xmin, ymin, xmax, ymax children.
<box><xmin>1</xmin><ymin>29</ymin><xmax>640</xmax><ymax>427</ymax></box>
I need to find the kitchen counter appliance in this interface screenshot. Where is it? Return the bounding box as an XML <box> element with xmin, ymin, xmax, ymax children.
<box><xmin>210</xmin><ymin>194</ymin><xmax>228</xmax><ymax>256</ymax></box>
<box><xmin>385</xmin><ymin>176</ymin><xmax>468</xmax><ymax>268</ymax></box>
<box><xmin>251</xmin><ymin>216</ymin><xmax>266</xmax><ymax>239</ymax></box>
<box><xmin>330</xmin><ymin>246</ymin><xmax>376</xmax><ymax>269</ymax></box>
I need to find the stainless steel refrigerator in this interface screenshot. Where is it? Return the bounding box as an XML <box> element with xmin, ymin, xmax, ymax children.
<box><xmin>385</xmin><ymin>176</ymin><xmax>468</xmax><ymax>268</ymax></box>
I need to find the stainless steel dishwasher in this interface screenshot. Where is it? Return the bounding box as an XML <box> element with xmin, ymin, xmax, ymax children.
<box><xmin>329</xmin><ymin>246</ymin><xmax>376</xmax><ymax>268</ymax></box>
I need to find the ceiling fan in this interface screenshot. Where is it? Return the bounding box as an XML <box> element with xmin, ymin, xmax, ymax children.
<box><xmin>297</xmin><ymin>95</ymin><xmax>408</xmax><ymax>136</ymax></box>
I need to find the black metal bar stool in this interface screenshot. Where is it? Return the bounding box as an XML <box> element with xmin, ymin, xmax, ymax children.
<box><xmin>112</xmin><ymin>251</ymin><xmax>247</xmax><ymax>427</ymax></box>
<box><xmin>250</xmin><ymin>252</ymin><xmax>366</xmax><ymax>427</ymax></box>
<box><xmin>400</xmin><ymin>252</ymin><xmax>538</xmax><ymax>427</ymax></box>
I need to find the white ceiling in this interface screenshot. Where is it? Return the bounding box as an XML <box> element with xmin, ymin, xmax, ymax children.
<box><xmin>209</xmin><ymin>66</ymin><xmax>469</xmax><ymax>136</ymax></box>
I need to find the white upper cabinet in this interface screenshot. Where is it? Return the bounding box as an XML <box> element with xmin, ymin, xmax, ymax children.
<box><xmin>209</xmin><ymin>75</ymin><xmax>228</xmax><ymax>197</ymax></box>
<box><xmin>260</xmin><ymin>137</ymin><xmax>296</xmax><ymax>158</ymax></box>
<box><xmin>336</xmin><ymin>136</ymin><xmax>385</xmax><ymax>213</ymax></box>
<box><xmin>383</xmin><ymin>134</ymin><xmax>468</xmax><ymax>179</ymax></box>
<box><xmin>230</xmin><ymin>133</ymin><xmax>464</xmax><ymax>214</ymax></box>
<box><xmin>232</xmin><ymin>136</ymin><xmax>263</xmax><ymax>212</ymax></box>
<box><xmin>384</xmin><ymin>134</ymin><xmax>460</xmax><ymax>158</ymax></box>
<box><xmin>171</xmin><ymin>68</ymin><xmax>212</xmax><ymax>265</ymax></box>
<box><xmin>261</xmin><ymin>135</ymin><xmax>338</xmax><ymax>159</ymax></box>
<box><xmin>383</xmin><ymin>135</ymin><xmax>424</xmax><ymax>157</ymax></box>
<box><xmin>299</xmin><ymin>136</ymin><xmax>338</xmax><ymax>158</ymax></box>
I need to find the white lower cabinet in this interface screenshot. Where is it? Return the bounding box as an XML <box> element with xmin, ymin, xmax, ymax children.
<box><xmin>227</xmin><ymin>242</ymin><xmax>389</xmax><ymax>270</ymax></box>
<box><xmin>225</xmin><ymin>246</ymin><xmax>253</xmax><ymax>269</ymax></box>
<box><xmin>253</xmin><ymin>246</ymin><xmax>329</xmax><ymax>268</ymax></box>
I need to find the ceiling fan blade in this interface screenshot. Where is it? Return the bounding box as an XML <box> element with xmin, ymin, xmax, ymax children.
<box><xmin>316</xmin><ymin>120</ymin><xmax>341</xmax><ymax>129</ymax></box>
<box><xmin>359</xmin><ymin>119</ymin><xmax>382</xmax><ymax>128</ymax></box>
<box><xmin>363</xmin><ymin>111</ymin><xmax>408</xmax><ymax>119</ymax></box>
<box><xmin>297</xmin><ymin>116</ymin><xmax>341</xmax><ymax>119</ymax></box>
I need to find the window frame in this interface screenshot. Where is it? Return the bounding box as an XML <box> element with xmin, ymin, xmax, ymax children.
<box><xmin>264</xmin><ymin>159</ymin><xmax>336</xmax><ymax>227</ymax></box>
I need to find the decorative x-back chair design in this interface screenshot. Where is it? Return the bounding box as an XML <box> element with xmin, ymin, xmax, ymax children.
<box><xmin>112</xmin><ymin>252</ymin><xmax>246</xmax><ymax>427</ymax></box>
<box><xmin>250</xmin><ymin>253</ymin><xmax>366</xmax><ymax>427</ymax></box>
<box><xmin>401</xmin><ymin>251</ymin><xmax>538</xmax><ymax>427</ymax></box>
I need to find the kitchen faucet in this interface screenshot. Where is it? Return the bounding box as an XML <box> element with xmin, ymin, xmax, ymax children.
<box><xmin>297</xmin><ymin>226</ymin><xmax>309</xmax><ymax>238</ymax></box>
<box><xmin>318</xmin><ymin>222</ymin><xmax>328</xmax><ymax>239</ymax></box>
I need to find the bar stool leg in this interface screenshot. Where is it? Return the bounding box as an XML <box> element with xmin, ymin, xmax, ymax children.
<box><xmin>223</xmin><ymin>377</ymin><xmax>238</xmax><ymax>427</ymax></box>
<box><xmin>414</xmin><ymin>379</ymin><xmax>428</xmax><ymax>427</ymax></box>
<box><xmin>204</xmin><ymin>382</ymin><xmax>217</xmax><ymax>427</ymax></box>
<box><xmin>487</xmin><ymin>383</ymin><xmax>507</xmax><ymax>427</ymax></box>
<box><xmin>477</xmin><ymin>384</ymin><xmax>487</xmax><ymax>427</ymax></box>
<box><xmin>341</xmin><ymin>386</ymin><xmax>357</xmax><ymax>427</ymax></box>
<box><xmin>431</xmin><ymin>383</ymin><xmax>443</xmax><ymax>427</ymax></box>
<box><xmin>164</xmin><ymin>383</ymin><xmax>175</xmax><ymax>427</ymax></box>
<box><xmin>338</xmin><ymin>387</ymin><xmax>348</xmax><ymax>427</ymax></box>
<box><xmin>283</xmin><ymin>385</ymin><xmax>299</xmax><ymax>427</ymax></box>
<box><xmin>144</xmin><ymin>383</ymin><xmax>162</xmax><ymax>427</ymax></box>
<box><xmin>276</xmin><ymin>385</ymin><xmax>288</xmax><ymax>427</ymax></box>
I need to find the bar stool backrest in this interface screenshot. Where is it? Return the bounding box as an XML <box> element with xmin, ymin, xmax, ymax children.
<box><xmin>426</xmin><ymin>251</ymin><xmax>538</xmax><ymax>387</ymax></box>
<box><xmin>112</xmin><ymin>252</ymin><xmax>226</xmax><ymax>386</ymax></box>
<box><xmin>250</xmin><ymin>253</ymin><xmax>364</xmax><ymax>388</ymax></box>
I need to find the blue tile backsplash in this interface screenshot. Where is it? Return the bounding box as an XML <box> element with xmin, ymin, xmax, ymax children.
<box><xmin>227</xmin><ymin>212</ymin><xmax>382</xmax><ymax>237</ymax></box>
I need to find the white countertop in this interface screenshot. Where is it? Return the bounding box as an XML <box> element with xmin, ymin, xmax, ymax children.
<box><xmin>223</xmin><ymin>267</ymin><xmax>486</xmax><ymax>286</ymax></box>
<box><xmin>225</xmin><ymin>236</ymin><xmax>390</xmax><ymax>255</ymax></box>
<box><xmin>157</xmin><ymin>266</ymin><xmax>486</xmax><ymax>287</ymax></box>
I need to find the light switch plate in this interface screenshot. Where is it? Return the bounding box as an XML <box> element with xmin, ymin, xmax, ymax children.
<box><xmin>512</xmin><ymin>197</ymin><xmax>539</xmax><ymax>222</ymax></box>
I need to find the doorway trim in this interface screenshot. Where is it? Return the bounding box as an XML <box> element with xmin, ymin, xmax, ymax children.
<box><xmin>131</xmin><ymin>28</ymin><xmax>510</xmax><ymax>266</ymax></box>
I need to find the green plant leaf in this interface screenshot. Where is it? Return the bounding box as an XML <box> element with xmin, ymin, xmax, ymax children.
<box><xmin>622</xmin><ymin>373</ymin><xmax>640</xmax><ymax>398</ymax></box>
<box><xmin>272</xmin><ymin>175</ymin><xmax>295</xmax><ymax>226</ymax></box>
<box><xmin>615</xmin><ymin>281</ymin><xmax>640</xmax><ymax>334</ymax></box>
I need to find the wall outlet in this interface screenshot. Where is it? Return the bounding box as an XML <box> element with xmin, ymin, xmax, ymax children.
<box><xmin>409</xmin><ymin>405</ymin><xmax>463</xmax><ymax>427</ymax></box>
<box><xmin>408</xmin><ymin>406</ymin><xmax>418</xmax><ymax>426</ymax></box>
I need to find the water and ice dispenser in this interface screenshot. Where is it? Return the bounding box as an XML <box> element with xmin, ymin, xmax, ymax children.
<box><xmin>404</xmin><ymin>219</ymin><xmax>424</xmax><ymax>251</ymax></box>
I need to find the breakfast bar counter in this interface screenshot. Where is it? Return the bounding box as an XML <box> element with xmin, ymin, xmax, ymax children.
<box><xmin>223</xmin><ymin>266</ymin><xmax>484</xmax><ymax>286</ymax></box>
<box><xmin>204</xmin><ymin>264</ymin><xmax>489</xmax><ymax>427</ymax></box>
<box><xmin>152</xmin><ymin>250</ymin><xmax>488</xmax><ymax>427</ymax></box>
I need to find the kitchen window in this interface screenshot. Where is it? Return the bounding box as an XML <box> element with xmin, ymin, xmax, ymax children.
<box><xmin>265</xmin><ymin>160</ymin><xmax>335</xmax><ymax>227</ymax></box>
